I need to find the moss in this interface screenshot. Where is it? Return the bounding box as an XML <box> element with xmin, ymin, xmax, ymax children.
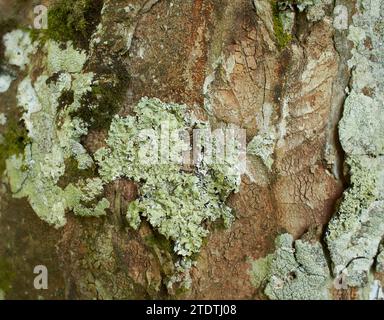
<box><xmin>271</xmin><ymin>1</ymin><xmax>292</xmax><ymax>49</ymax></box>
<box><xmin>58</xmin><ymin>89</ymin><xmax>75</xmax><ymax>110</ymax></box>
<box><xmin>144</xmin><ymin>233</ymin><xmax>175</xmax><ymax>257</ymax></box>
<box><xmin>0</xmin><ymin>19</ymin><xmax>18</xmax><ymax>64</ymax></box>
<box><xmin>31</xmin><ymin>0</ymin><xmax>103</xmax><ymax>48</ymax></box>
<box><xmin>57</xmin><ymin>157</ymin><xmax>96</xmax><ymax>188</ymax></box>
<box><xmin>76</xmin><ymin>83</ymin><xmax>125</xmax><ymax>130</ymax></box>
<box><xmin>28</xmin><ymin>28</ymin><xmax>40</xmax><ymax>43</ymax></box>
<box><xmin>0</xmin><ymin>259</ymin><xmax>14</xmax><ymax>293</ymax></box>
<box><xmin>0</xmin><ymin>118</ymin><xmax>30</xmax><ymax>174</ymax></box>
<box><xmin>75</xmin><ymin>61</ymin><xmax>130</xmax><ymax>130</ymax></box>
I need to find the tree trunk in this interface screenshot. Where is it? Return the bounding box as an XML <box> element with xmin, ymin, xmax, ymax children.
<box><xmin>0</xmin><ymin>0</ymin><xmax>383</xmax><ymax>300</ymax></box>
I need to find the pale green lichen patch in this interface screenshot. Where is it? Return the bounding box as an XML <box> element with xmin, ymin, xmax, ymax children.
<box><xmin>339</xmin><ymin>91</ymin><xmax>384</xmax><ymax>157</ymax></box>
<box><xmin>298</xmin><ymin>0</ymin><xmax>332</xmax><ymax>22</ymax></box>
<box><xmin>377</xmin><ymin>245</ymin><xmax>384</xmax><ymax>273</ymax></box>
<box><xmin>248</xmin><ymin>254</ymin><xmax>273</xmax><ymax>288</ymax></box>
<box><xmin>63</xmin><ymin>178</ymin><xmax>110</xmax><ymax>217</ymax></box>
<box><xmin>95</xmin><ymin>97</ymin><xmax>241</xmax><ymax>258</ymax></box>
<box><xmin>338</xmin><ymin>0</ymin><xmax>384</xmax><ymax>157</ymax></box>
<box><xmin>0</xmin><ymin>114</ymin><xmax>7</xmax><ymax>125</ymax></box>
<box><xmin>46</xmin><ymin>41</ymin><xmax>87</xmax><ymax>74</ymax></box>
<box><xmin>327</xmin><ymin>157</ymin><xmax>377</xmax><ymax>241</ymax></box>
<box><xmin>332</xmin><ymin>220</ymin><xmax>384</xmax><ymax>285</ymax></box>
<box><xmin>325</xmin><ymin>0</ymin><xmax>384</xmax><ymax>289</ymax></box>
<box><xmin>247</xmin><ymin>132</ymin><xmax>276</xmax><ymax>170</ymax></box>
<box><xmin>3</xmin><ymin>30</ymin><xmax>37</xmax><ymax>70</ymax></box>
<box><xmin>326</xmin><ymin>157</ymin><xmax>384</xmax><ymax>287</ymax></box>
<box><xmin>4</xmin><ymin>31</ymin><xmax>109</xmax><ymax>227</ymax></box>
<box><xmin>277</xmin><ymin>0</ymin><xmax>332</xmax><ymax>22</ymax></box>
<box><xmin>249</xmin><ymin>234</ymin><xmax>331</xmax><ymax>300</ymax></box>
<box><xmin>0</xmin><ymin>74</ymin><xmax>13</xmax><ymax>93</ymax></box>
<box><xmin>247</xmin><ymin>103</ymin><xmax>277</xmax><ymax>170</ymax></box>
<box><xmin>3</xmin><ymin>27</ymin><xmax>243</xmax><ymax>289</ymax></box>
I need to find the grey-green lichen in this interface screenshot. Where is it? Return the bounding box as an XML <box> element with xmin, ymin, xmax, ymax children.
<box><xmin>324</xmin><ymin>0</ymin><xmax>384</xmax><ymax>289</ymax></box>
<box><xmin>0</xmin><ymin>73</ymin><xmax>13</xmax><ymax>93</ymax></box>
<box><xmin>0</xmin><ymin>114</ymin><xmax>6</xmax><ymax>125</ymax></box>
<box><xmin>377</xmin><ymin>245</ymin><xmax>384</xmax><ymax>273</ymax></box>
<box><xmin>250</xmin><ymin>0</ymin><xmax>384</xmax><ymax>298</ymax></box>
<box><xmin>326</xmin><ymin>157</ymin><xmax>377</xmax><ymax>242</ymax></box>
<box><xmin>3</xmin><ymin>30</ymin><xmax>109</xmax><ymax>227</ymax></box>
<box><xmin>247</xmin><ymin>131</ymin><xmax>275</xmax><ymax>170</ymax></box>
<box><xmin>367</xmin><ymin>279</ymin><xmax>384</xmax><ymax>300</ymax></box>
<box><xmin>247</xmin><ymin>103</ymin><xmax>276</xmax><ymax>170</ymax></box>
<box><xmin>277</xmin><ymin>0</ymin><xmax>332</xmax><ymax>22</ymax></box>
<box><xmin>249</xmin><ymin>234</ymin><xmax>331</xmax><ymax>300</ymax></box>
<box><xmin>338</xmin><ymin>2</ymin><xmax>384</xmax><ymax>157</ymax></box>
<box><xmin>299</xmin><ymin>0</ymin><xmax>332</xmax><ymax>22</ymax></box>
<box><xmin>327</xmin><ymin>197</ymin><xmax>384</xmax><ymax>286</ymax></box>
<box><xmin>3</xmin><ymin>27</ymin><xmax>244</xmax><ymax>289</ymax></box>
<box><xmin>3</xmin><ymin>29</ymin><xmax>37</xmax><ymax>70</ymax></box>
<box><xmin>95</xmin><ymin>97</ymin><xmax>241</xmax><ymax>258</ymax></box>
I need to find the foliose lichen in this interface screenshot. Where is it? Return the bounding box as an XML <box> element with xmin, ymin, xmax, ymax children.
<box><xmin>249</xmin><ymin>233</ymin><xmax>331</xmax><ymax>300</ymax></box>
<box><xmin>3</xmin><ymin>30</ymin><xmax>109</xmax><ymax>227</ymax></box>
<box><xmin>0</xmin><ymin>73</ymin><xmax>13</xmax><ymax>93</ymax></box>
<box><xmin>0</xmin><ymin>114</ymin><xmax>6</xmax><ymax>125</ymax></box>
<box><xmin>2</xmin><ymin>24</ymin><xmax>245</xmax><ymax>290</ymax></box>
<box><xmin>250</xmin><ymin>0</ymin><xmax>384</xmax><ymax>297</ymax></box>
<box><xmin>377</xmin><ymin>245</ymin><xmax>384</xmax><ymax>273</ymax></box>
<box><xmin>367</xmin><ymin>279</ymin><xmax>384</xmax><ymax>300</ymax></box>
<box><xmin>95</xmin><ymin>97</ymin><xmax>242</xmax><ymax>259</ymax></box>
<box><xmin>247</xmin><ymin>103</ymin><xmax>277</xmax><ymax>170</ymax></box>
<box><xmin>325</xmin><ymin>0</ymin><xmax>384</xmax><ymax>288</ymax></box>
<box><xmin>277</xmin><ymin>0</ymin><xmax>332</xmax><ymax>22</ymax></box>
<box><xmin>3</xmin><ymin>29</ymin><xmax>37</xmax><ymax>70</ymax></box>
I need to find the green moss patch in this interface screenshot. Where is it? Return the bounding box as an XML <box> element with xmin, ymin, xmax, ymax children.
<box><xmin>0</xmin><ymin>259</ymin><xmax>14</xmax><ymax>293</ymax></box>
<box><xmin>76</xmin><ymin>61</ymin><xmax>130</xmax><ymax>130</ymax></box>
<box><xmin>0</xmin><ymin>118</ymin><xmax>30</xmax><ymax>174</ymax></box>
<box><xmin>31</xmin><ymin>0</ymin><xmax>103</xmax><ymax>48</ymax></box>
<box><xmin>271</xmin><ymin>1</ymin><xmax>292</xmax><ymax>49</ymax></box>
